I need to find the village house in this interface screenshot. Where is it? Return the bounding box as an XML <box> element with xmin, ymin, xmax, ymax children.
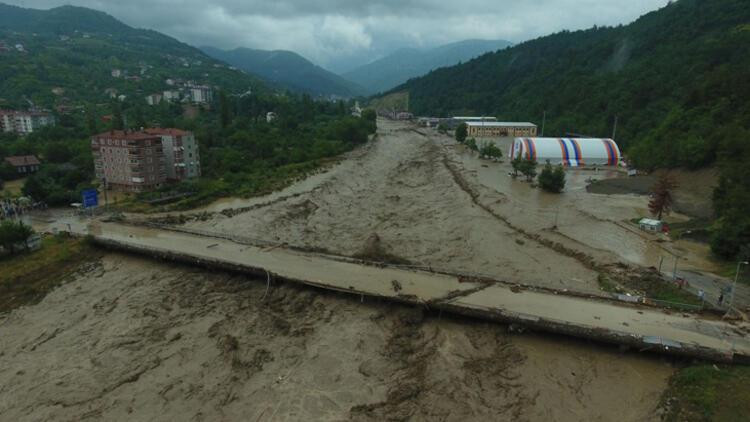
<box><xmin>4</xmin><ymin>155</ymin><xmax>41</xmax><ymax>175</ymax></box>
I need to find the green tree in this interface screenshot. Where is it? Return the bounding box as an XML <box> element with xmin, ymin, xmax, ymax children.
<box><xmin>455</xmin><ymin>123</ymin><xmax>467</xmax><ymax>144</ymax></box>
<box><xmin>111</xmin><ymin>102</ymin><xmax>124</xmax><ymax>130</ymax></box>
<box><xmin>519</xmin><ymin>158</ymin><xmax>538</xmax><ymax>182</ymax></box>
<box><xmin>0</xmin><ymin>220</ymin><xmax>34</xmax><ymax>255</ymax></box>
<box><xmin>219</xmin><ymin>90</ymin><xmax>231</xmax><ymax>129</ymax></box>
<box><xmin>538</xmin><ymin>162</ymin><xmax>566</xmax><ymax>193</ymax></box>
<box><xmin>466</xmin><ymin>137</ymin><xmax>478</xmax><ymax>151</ymax></box>
<box><xmin>479</xmin><ymin>141</ymin><xmax>503</xmax><ymax>160</ymax></box>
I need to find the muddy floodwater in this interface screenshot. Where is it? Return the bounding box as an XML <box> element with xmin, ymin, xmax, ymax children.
<box><xmin>4</xmin><ymin>119</ymin><xmax>703</xmax><ymax>421</ymax></box>
<box><xmin>0</xmin><ymin>255</ymin><xmax>672</xmax><ymax>421</ymax></box>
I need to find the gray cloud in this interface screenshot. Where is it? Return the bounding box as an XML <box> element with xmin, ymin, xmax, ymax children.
<box><xmin>7</xmin><ymin>0</ymin><xmax>668</xmax><ymax>72</ymax></box>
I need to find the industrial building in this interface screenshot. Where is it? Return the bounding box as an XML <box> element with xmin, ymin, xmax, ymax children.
<box><xmin>509</xmin><ymin>137</ymin><xmax>622</xmax><ymax>167</ymax></box>
<box><xmin>447</xmin><ymin>116</ymin><xmax>496</xmax><ymax>129</ymax></box>
<box><xmin>466</xmin><ymin>121</ymin><xmax>537</xmax><ymax>137</ymax></box>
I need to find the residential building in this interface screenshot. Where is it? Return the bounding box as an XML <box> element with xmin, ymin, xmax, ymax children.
<box><xmin>266</xmin><ymin>112</ymin><xmax>277</xmax><ymax>123</ymax></box>
<box><xmin>0</xmin><ymin>110</ymin><xmax>56</xmax><ymax>135</ymax></box>
<box><xmin>144</xmin><ymin>128</ymin><xmax>201</xmax><ymax>181</ymax></box>
<box><xmin>91</xmin><ymin>130</ymin><xmax>166</xmax><ymax>192</ymax></box>
<box><xmin>111</xmin><ymin>69</ymin><xmax>122</xmax><ymax>78</ymax></box>
<box><xmin>162</xmin><ymin>90</ymin><xmax>180</xmax><ymax>102</ymax></box>
<box><xmin>3</xmin><ymin>155</ymin><xmax>40</xmax><ymax>174</ymax></box>
<box><xmin>189</xmin><ymin>85</ymin><xmax>213</xmax><ymax>104</ymax></box>
<box><xmin>466</xmin><ymin>121</ymin><xmax>537</xmax><ymax>137</ymax></box>
<box><xmin>145</xmin><ymin>93</ymin><xmax>163</xmax><ymax>106</ymax></box>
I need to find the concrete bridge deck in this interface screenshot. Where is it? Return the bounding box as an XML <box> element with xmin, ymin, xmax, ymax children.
<box><xmin>73</xmin><ymin>221</ymin><xmax>750</xmax><ymax>363</ymax></box>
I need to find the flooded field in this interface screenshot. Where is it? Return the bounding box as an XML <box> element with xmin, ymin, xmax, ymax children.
<box><xmin>0</xmin><ymin>254</ymin><xmax>672</xmax><ymax>421</ymax></box>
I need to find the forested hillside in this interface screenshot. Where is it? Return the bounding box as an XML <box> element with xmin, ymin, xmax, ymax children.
<box><xmin>392</xmin><ymin>0</ymin><xmax>749</xmax><ymax>259</ymax></box>
<box><xmin>202</xmin><ymin>46</ymin><xmax>365</xmax><ymax>98</ymax></box>
<box><xmin>0</xmin><ymin>3</ymin><xmax>266</xmax><ymax>109</ymax></box>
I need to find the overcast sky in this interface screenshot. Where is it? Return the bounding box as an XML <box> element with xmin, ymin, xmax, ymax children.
<box><xmin>9</xmin><ymin>0</ymin><xmax>668</xmax><ymax>72</ymax></box>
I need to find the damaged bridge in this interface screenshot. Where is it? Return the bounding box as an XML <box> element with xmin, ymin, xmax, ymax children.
<box><xmin>78</xmin><ymin>221</ymin><xmax>750</xmax><ymax>363</ymax></box>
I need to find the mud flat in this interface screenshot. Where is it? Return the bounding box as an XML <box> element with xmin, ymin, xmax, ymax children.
<box><xmin>0</xmin><ymin>254</ymin><xmax>672</xmax><ymax>421</ymax></box>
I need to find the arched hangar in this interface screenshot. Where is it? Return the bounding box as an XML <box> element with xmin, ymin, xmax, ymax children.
<box><xmin>509</xmin><ymin>137</ymin><xmax>621</xmax><ymax>167</ymax></box>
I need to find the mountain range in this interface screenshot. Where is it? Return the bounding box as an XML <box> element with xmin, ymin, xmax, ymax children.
<box><xmin>201</xmin><ymin>46</ymin><xmax>365</xmax><ymax>98</ymax></box>
<box><xmin>343</xmin><ymin>39</ymin><xmax>513</xmax><ymax>95</ymax></box>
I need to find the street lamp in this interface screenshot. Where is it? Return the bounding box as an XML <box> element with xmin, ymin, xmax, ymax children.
<box><xmin>729</xmin><ymin>260</ymin><xmax>749</xmax><ymax>309</ymax></box>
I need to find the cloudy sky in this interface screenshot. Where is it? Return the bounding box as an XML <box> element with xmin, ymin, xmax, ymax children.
<box><xmin>9</xmin><ymin>0</ymin><xmax>668</xmax><ymax>72</ymax></box>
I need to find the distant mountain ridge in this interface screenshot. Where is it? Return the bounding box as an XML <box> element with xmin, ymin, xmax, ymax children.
<box><xmin>201</xmin><ymin>46</ymin><xmax>366</xmax><ymax>98</ymax></box>
<box><xmin>343</xmin><ymin>39</ymin><xmax>513</xmax><ymax>94</ymax></box>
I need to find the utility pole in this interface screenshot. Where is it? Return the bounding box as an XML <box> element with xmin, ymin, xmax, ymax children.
<box><xmin>541</xmin><ymin>110</ymin><xmax>546</xmax><ymax>137</ymax></box>
<box><xmin>672</xmin><ymin>252</ymin><xmax>679</xmax><ymax>280</ymax></box>
<box><xmin>658</xmin><ymin>256</ymin><xmax>664</xmax><ymax>273</ymax></box>
<box><xmin>729</xmin><ymin>261</ymin><xmax>749</xmax><ymax>309</ymax></box>
<box><xmin>611</xmin><ymin>115</ymin><xmax>618</xmax><ymax>140</ymax></box>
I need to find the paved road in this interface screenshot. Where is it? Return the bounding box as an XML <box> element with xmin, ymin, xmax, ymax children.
<box><xmin>674</xmin><ymin>269</ymin><xmax>750</xmax><ymax>310</ymax></box>
<box><xmin>50</xmin><ymin>220</ymin><xmax>750</xmax><ymax>362</ymax></box>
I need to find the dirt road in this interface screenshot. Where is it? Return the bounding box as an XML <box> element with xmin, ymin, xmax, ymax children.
<box><xmin>0</xmin><ymin>254</ymin><xmax>672</xmax><ymax>421</ymax></box>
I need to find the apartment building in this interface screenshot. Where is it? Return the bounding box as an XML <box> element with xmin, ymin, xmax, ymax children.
<box><xmin>144</xmin><ymin>128</ymin><xmax>201</xmax><ymax>181</ymax></box>
<box><xmin>189</xmin><ymin>85</ymin><xmax>213</xmax><ymax>104</ymax></box>
<box><xmin>91</xmin><ymin>130</ymin><xmax>166</xmax><ymax>192</ymax></box>
<box><xmin>0</xmin><ymin>110</ymin><xmax>56</xmax><ymax>135</ymax></box>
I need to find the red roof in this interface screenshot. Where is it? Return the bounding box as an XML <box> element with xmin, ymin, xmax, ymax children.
<box><xmin>4</xmin><ymin>155</ymin><xmax>40</xmax><ymax>167</ymax></box>
<box><xmin>144</xmin><ymin>128</ymin><xmax>191</xmax><ymax>137</ymax></box>
<box><xmin>92</xmin><ymin>130</ymin><xmax>161</xmax><ymax>141</ymax></box>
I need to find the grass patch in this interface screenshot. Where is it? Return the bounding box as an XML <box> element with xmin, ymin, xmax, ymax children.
<box><xmin>669</xmin><ymin>218</ymin><xmax>712</xmax><ymax>243</ymax></box>
<box><xmin>0</xmin><ymin>233</ymin><xmax>100</xmax><ymax>313</ymax></box>
<box><xmin>661</xmin><ymin>364</ymin><xmax>750</xmax><ymax>421</ymax></box>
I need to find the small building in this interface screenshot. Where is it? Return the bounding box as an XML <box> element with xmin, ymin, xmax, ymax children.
<box><xmin>396</xmin><ymin>112</ymin><xmax>413</xmax><ymax>120</ymax></box>
<box><xmin>266</xmin><ymin>112</ymin><xmax>277</xmax><ymax>123</ymax></box>
<box><xmin>189</xmin><ymin>85</ymin><xmax>213</xmax><ymax>104</ymax></box>
<box><xmin>111</xmin><ymin>69</ymin><xmax>122</xmax><ymax>78</ymax></box>
<box><xmin>145</xmin><ymin>93</ymin><xmax>163</xmax><ymax>106</ymax></box>
<box><xmin>0</xmin><ymin>110</ymin><xmax>56</xmax><ymax>135</ymax></box>
<box><xmin>91</xmin><ymin>130</ymin><xmax>166</xmax><ymax>192</ymax></box>
<box><xmin>144</xmin><ymin>128</ymin><xmax>201</xmax><ymax>181</ymax></box>
<box><xmin>466</xmin><ymin>121</ymin><xmax>537</xmax><ymax>137</ymax></box>
<box><xmin>509</xmin><ymin>137</ymin><xmax>622</xmax><ymax>167</ymax></box>
<box><xmin>162</xmin><ymin>90</ymin><xmax>180</xmax><ymax>102</ymax></box>
<box><xmin>4</xmin><ymin>155</ymin><xmax>41</xmax><ymax>174</ymax></box>
<box><xmin>639</xmin><ymin>218</ymin><xmax>663</xmax><ymax>233</ymax></box>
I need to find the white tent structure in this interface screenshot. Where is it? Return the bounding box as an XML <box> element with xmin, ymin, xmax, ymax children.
<box><xmin>509</xmin><ymin>137</ymin><xmax>621</xmax><ymax>167</ymax></box>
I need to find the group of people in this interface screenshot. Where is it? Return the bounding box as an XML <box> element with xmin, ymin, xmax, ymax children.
<box><xmin>0</xmin><ymin>197</ymin><xmax>47</xmax><ymax>221</ymax></box>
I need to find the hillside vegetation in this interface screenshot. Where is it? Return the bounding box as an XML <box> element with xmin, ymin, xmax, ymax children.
<box><xmin>0</xmin><ymin>3</ymin><xmax>266</xmax><ymax>109</ymax></box>
<box><xmin>393</xmin><ymin>0</ymin><xmax>750</xmax><ymax>259</ymax></box>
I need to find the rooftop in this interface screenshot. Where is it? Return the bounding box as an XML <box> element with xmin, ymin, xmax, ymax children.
<box><xmin>4</xmin><ymin>155</ymin><xmax>40</xmax><ymax>167</ymax></box>
<box><xmin>92</xmin><ymin>130</ymin><xmax>162</xmax><ymax>141</ymax></box>
<box><xmin>466</xmin><ymin>121</ymin><xmax>537</xmax><ymax>127</ymax></box>
<box><xmin>144</xmin><ymin>128</ymin><xmax>192</xmax><ymax>137</ymax></box>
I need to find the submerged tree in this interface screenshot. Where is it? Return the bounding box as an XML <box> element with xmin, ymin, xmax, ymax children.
<box><xmin>455</xmin><ymin>122</ymin><xmax>467</xmax><ymax>144</ymax></box>
<box><xmin>649</xmin><ymin>173</ymin><xmax>677</xmax><ymax>220</ymax></box>
<box><xmin>538</xmin><ymin>161</ymin><xmax>566</xmax><ymax>193</ymax></box>
<box><xmin>519</xmin><ymin>157</ymin><xmax>538</xmax><ymax>182</ymax></box>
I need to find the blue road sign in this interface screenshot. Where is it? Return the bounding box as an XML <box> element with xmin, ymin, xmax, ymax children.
<box><xmin>82</xmin><ymin>189</ymin><xmax>98</xmax><ymax>208</ymax></box>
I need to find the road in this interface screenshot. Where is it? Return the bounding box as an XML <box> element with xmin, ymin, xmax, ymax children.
<box><xmin>675</xmin><ymin>269</ymin><xmax>750</xmax><ymax>309</ymax></box>
<box><xmin>54</xmin><ymin>219</ymin><xmax>750</xmax><ymax>363</ymax></box>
